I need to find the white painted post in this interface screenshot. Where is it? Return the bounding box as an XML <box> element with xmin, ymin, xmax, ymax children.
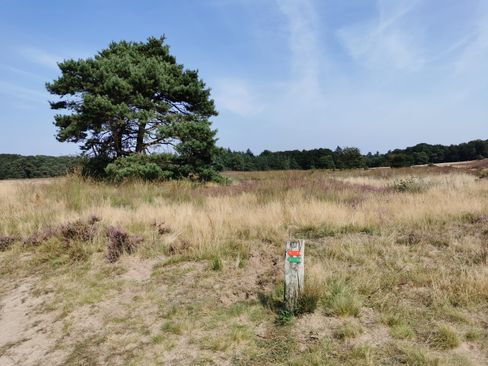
<box><xmin>284</xmin><ymin>239</ymin><xmax>305</xmax><ymax>311</ymax></box>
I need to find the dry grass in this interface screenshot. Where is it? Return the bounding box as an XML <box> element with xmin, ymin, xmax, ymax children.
<box><xmin>0</xmin><ymin>167</ymin><xmax>487</xmax><ymax>365</ymax></box>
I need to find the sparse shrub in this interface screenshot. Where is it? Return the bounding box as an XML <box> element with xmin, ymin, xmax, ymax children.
<box><xmin>334</xmin><ymin>321</ymin><xmax>362</xmax><ymax>339</ymax></box>
<box><xmin>477</xmin><ymin>169</ymin><xmax>488</xmax><ymax>179</ymax></box>
<box><xmin>396</xmin><ymin>231</ymin><xmax>422</xmax><ymax>245</ymax></box>
<box><xmin>429</xmin><ymin>325</ymin><xmax>460</xmax><ymax>350</ymax></box>
<box><xmin>154</xmin><ymin>221</ymin><xmax>172</xmax><ymax>235</ymax></box>
<box><xmin>461</xmin><ymin>212</ymin><xmax>488</xmax><ymax>224</ymax></box>
<box><xmin>465</xmin><ymin>329</ymin><xmax>482</xmax><ymax>341</ymax></box>
<box><xmin>23</xmin><ymin>226</ymin><xmax>59</xmax><ymax>246</ymax></box>
<box><xmin>386</xmin><ymin>315</ymin><xmax>416</xmax><ymax>340</ymax></box>
<box><xmin>166</xmin><ymin>239</ymin><xmax>190</xmax><ymax>256</ymax></box>
<box><xmin>0</xmin><ymin>235</ymin><xmax>17</xmax><ymax>251</ymax></box>
<box><xmin>323</xmin><ymin>278</ymin><xmax>361</xmax><ymax>317</ymax></box>
<box><xmin>210</xmin><ymin>255</ymin><xmax>223</xmax><ymax>271</ymax></box>
<box><xmin>392</xmin><ymin>177</ymin><xmax>428</xmax><ymax>193</ymax></box>
<box><xmin>391</xmin><ymin>323</ymin><xmax>415</xmax><ymax>340</ymax></box>
<box><xmin>60</xmin><ymin>220</ymin><xmax>97</xmax><ymax>242</ymax></box>
<box><xmin>296</xmin><ymin>280</ymin><xmax>322</xmax><ymax>315</ymax></box>
<box><xmin>23</xmin><ymin>216</ymin><xmax>100</xmax><ymax>246</ymax></box>
<box><xmin>161</xmin><ymin>320</ymin><xmax>183</xmax><ymax>335</ymax></box>
<box><xmin>387</xmin><ymin>344</ymin><xmax>431</xmax><ymax>365</ymax></box>
<box><xmin>106</xmin><ymin>226</ymin><xmax>143</xmax><ymax>263</ymax></box>
<box><xmin>275</xmin><ymin>308</ymin><xmax>294</xmax><ymax>326</ymax></box>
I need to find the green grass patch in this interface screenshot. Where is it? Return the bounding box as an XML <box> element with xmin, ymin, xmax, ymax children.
<box><xmin>323</xmin><ymin>278</ymin><xmax>362</xmax><ymax>317</ymax></box>
<box><xmin>429</xmin><ymin>324</ymin><xmax>460</xmax><ymax>350</ymax></box>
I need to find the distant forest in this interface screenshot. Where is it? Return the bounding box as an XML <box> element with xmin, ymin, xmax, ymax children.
<box><xmin>0</xmin><ymin>155</ymin><xmax>80</xmax><ymax>180</ymax></box>
<box><xmin>1</xmin><ymin>139</ymin><xmax>487</xmax><ymax>179</ymax></box>
<box><xmin>215</xmin><ymin>139</ymin><xmax>488</xmax><ymax>171</ymax></box>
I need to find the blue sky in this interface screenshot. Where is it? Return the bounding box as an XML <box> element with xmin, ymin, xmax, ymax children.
<box><xmin>0</xmin><ymin>0</ymin><xmax>486</xmax><ymax>155</ymax></box>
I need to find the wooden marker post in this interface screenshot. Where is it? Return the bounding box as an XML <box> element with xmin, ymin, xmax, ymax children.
<box><xmin>284</xmin><ymin>239</ymin><xmax>305</xmax><ymax>311</ymax></box>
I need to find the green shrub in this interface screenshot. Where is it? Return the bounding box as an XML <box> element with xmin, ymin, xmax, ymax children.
<box><xmin>105</xmin><ymin>154</ymin><xmax>174</xmax><ymax>182</ymax></box>
<box><xmin>392</xmin><ymin>177</ymin><xmax>428</xmax><ymax>193</ymax></box>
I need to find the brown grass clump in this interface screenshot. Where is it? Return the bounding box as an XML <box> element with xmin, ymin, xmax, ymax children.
<box><xmin>22</xmin><ymin>216</ymin><xmax>100</xmax><ymax>246</ymax></box>
<box><xmin>106</xmin><ymin>226</ymin><xmax>143</xmax><ymax>263</ymax></box>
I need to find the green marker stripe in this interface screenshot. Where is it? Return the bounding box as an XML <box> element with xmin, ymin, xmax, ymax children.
<box><xmin>288</xmin><ymin>257</ymin><xmax>301</xmax><ymax>263</ymax></box>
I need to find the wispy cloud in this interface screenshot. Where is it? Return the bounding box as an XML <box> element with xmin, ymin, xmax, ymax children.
<box><xmin>455</xmin><ymin>5</ymin><xmax>488</xmax><ymax>74</ymax></box>
<box><xmin>0</xmin><ymin>63</ymin><xmax>47</xmax><ymax>80</ymax></box>
<box><xmin>0</xmin><ymin>80</ymin><xmax>48</xmax><ymax>104</ymax></box>
<box><xmin>275</xmin><ymin>0</ymin><xmax>322</xmax><ymax>98</ymax></box>
<box><xmin>213</xmin><ymin>78</ymin><xmax>262</xmax><ymax>116</ymax></box>
<box><xmin>337</xmin><ymin>0</ymin><xmax>425</xmax><ymax>71</ymax></box>
<box><xmin>17</xmin><ymin>46</ymin><xmax>61</xmax><ymax>69</ymax></box>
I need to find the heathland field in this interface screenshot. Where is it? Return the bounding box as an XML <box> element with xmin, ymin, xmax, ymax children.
<box><xmin>0</xmin><ymin>167</ymin><xmax>487</xmax><ymax>365</ymax></box>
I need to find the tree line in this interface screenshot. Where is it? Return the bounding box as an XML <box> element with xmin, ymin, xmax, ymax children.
<box><xmin>0</xmin><ymin>154</ymin><xmax>80</xmax><ymax>180</ymax></box>
<box><xmin>1</xmin><ymin>139</ymin><xmax>486</xmax><ymax>180</ymax></box>
<box><xmin>215</xmin><ymin>139</ymin><xmax>488</xmax><ymax>171</ymax></box>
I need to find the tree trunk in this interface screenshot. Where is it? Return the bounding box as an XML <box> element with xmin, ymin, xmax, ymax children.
<box><xmin>135</xmin><ymin>122</ymin><xmax>146</xmax><ymax>153</ymax></box>
<box><xmin>112</xmin><ymin>122</ymin><xmax>124</xmax><ymax>157</ymax></box>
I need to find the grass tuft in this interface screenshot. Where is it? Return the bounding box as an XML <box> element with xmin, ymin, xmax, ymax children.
<box><xmin>323</xmin><ymin>278</ymin><xmax>362</xmax><ymax>317</ymax></box>
<box><xmin>429</xmin><ymin>324</ymin><xmax>460</xmax><ymax>350</ymax></box>
<box><xmin>210</xmin><ymin>255</ymin><xmax>223</xmax><ymax>271</ymax></box>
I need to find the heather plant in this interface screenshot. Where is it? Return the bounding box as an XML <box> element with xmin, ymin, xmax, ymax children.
<box><xmin>106</xmin><ymin>226</ymin><xmax>143</xmax><ymax>263</ymax></box>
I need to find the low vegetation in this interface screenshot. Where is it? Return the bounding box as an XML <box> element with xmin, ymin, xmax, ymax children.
<box><xmin>0</xmin><ymin>166</ymin><xmax>487</xmax><ymax>365</ymax></box>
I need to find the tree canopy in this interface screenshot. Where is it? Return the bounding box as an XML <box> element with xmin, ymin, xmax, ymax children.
<box><xmin>46</xmin><ymin>36</ymin><xmax>219</xmax><ymax>180</ymax></box>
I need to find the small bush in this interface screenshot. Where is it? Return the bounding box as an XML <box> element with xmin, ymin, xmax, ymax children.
<box><xmin>275</xmin><ymin>308</ymin><xmax>294</xmax><ymax>326</ymax></box>
<box><xmin>477</xmin><ymin>169</ymin><xmax>488</xmax><ymax>179</ymax></box>
<box><xmin>334</xmin><ymin>322</ymin><xmax>362</xmax><ymax>340</ymax></box>
<box><xmin>60</xmin><ymin>220</ymin><xmax>97</xmax><ymax>242</ymax></box>
<box><xmin>210</xmin><ymin>255</ymin><xmax>223</xmax><ymax>271</ymax></box>
<box><xmin>323</xmin><ymin>278</ymin><xmax>361</xmax><ymax>317</ymax></box>
<box><xmin>0</xmin><ymin>236</ymin><xmax>17</xmax><ymax>251</ymax></box>
<box><xmin>106</xmin><ymin>226</ymin><xmax>143</xmax><ymax>263</ymax></box>
<box><xmin>392</xmin><ymin>177</ymin><xmax>428</xmax><ymax>193</ymax></box>
<box><xmin>23</xmin><ymin>226</ymin><xmax>58</xmax><ymax>245</ymax></box>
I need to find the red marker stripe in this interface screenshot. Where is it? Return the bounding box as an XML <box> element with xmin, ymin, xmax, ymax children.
<box><xmin>287</xmin><ymin>250</ymin><xmax>301</xmax><ymax>257</ymax></box>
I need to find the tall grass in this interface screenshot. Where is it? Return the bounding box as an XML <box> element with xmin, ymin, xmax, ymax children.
<box><xmin>1</xmin><ymin>168</ymin><xmax>487</xmax><ymax>364</ymax></box>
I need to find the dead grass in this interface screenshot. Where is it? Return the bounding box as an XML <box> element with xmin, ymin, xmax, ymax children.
<box><xmin>0</xmin><ymin>167</ymin><xmax>487</xmax><ymax>364</ymax></box>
